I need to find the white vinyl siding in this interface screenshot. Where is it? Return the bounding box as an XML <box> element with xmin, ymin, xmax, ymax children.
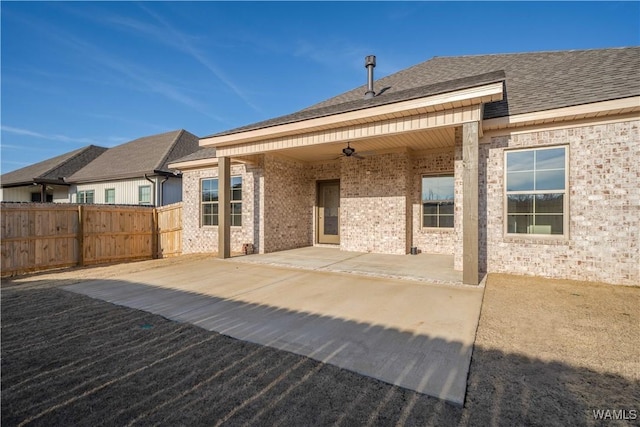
<box><xmin>71</xmin><ymin>178</ymin><xmax>161</xmax><ymax>205</ymax></box>
<box><xmin>0</xmin><ymin>185</ymin><xmax>69</xmax><ymax>203</ymax></box>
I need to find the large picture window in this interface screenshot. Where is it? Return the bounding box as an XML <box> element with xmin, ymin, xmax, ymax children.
<box><xmin>77</xmin><ymin>190</ymin><xmax>94</xmax><ymax>204</ymax></box>
<box><xmin>422</xmin><ymin>175</ymin><xmax>454</xmax><ymax>228</ymax></box>
<box><xmin>201</xmin><ymin>177</ymin><xmax>242</xmax><ymax>227</ymax></box>
<box><xmin>506</xmin><ymin>146</ymin><xmax>567</xmax><ymax>235</ymax></box>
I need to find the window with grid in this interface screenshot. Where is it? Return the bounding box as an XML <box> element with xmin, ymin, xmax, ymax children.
<box><xmin>506</xmin><ymin>146</ymin><xmax>566</xmax><ymax>235</ymax></box>
<box><xmin>77</xmin><ymin>190</ymin><xmax>94</xmax><ymax>204</ymax></box>
<box><xmin>422</xmin><ymin>175</ymin><xmax>454</xmax><ymax>228</ymax></box>
<box><xmin>138</xmin><ymin>186</ymin><xmax>151</xmax><ymax>205</ymax></box>
<box><xmin>105</xmin><ymin>188</ymin><xmax>115</xmax><ymax>204</ymax></box>
<box><xmin>201</xmin><ymin>177</ymin><xmax>242</xmax><ymax>227</ymax></box>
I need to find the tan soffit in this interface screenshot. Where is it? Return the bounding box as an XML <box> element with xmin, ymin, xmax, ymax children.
<box><xmin>215</xmin><ymin>104</ymin><xmax>480</xmax><ymax>158</ymax></box>
<box><xmin>201</xmin><ymin>82</ymin><xmax>503</xmax><ymax>148</ymax></box>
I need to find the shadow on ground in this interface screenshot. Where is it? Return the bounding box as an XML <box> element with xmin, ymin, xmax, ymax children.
<box><xmin>1</xmin><ymin>281</ymin><xmax>638</xmax><ymax>426</ymax></box>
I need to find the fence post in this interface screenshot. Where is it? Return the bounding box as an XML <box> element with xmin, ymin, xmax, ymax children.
<box><xmin>152</xmin><ymin>207</ymin><xmax>159</xmax><ymax>259</ymax></box>
<box><xmin>77</xmin><ymin>205</ymin><xmax>84</xmax><ymax>267</ymax></box>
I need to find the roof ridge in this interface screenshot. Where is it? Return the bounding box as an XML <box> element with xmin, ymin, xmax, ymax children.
<box><xmin>430</xmin><ymin>46</ymin><xmax>639</xmax><ymax>60</ymax></box>
<box><xmin>38</xmin><ymin>144</ymin><xmax>106</xmax><ymax>180</ymax></box>
<box><xmin>154</xmin><ymin>129</ymin><xmax>185</xmax><ymax>171</ymax></box>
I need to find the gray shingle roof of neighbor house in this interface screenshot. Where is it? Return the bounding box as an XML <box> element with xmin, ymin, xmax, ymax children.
<box><xmin>68</xmin><ymin>129</ymin><xmax>200</xmax><ymax>183</ymax></box>
<box><xmin>1</xmin><ymin>145</ymin><xmax>108</xmax><ymax>187</ymax></box>
<box><xmin>206</xmin><ymin>46</ymin><xmax>640</xmax><ymax>138</ymax></box>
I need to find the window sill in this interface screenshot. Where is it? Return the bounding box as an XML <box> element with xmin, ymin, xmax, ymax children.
<box><xmin>503</xmin><ymin>234</ymin><xmax>569</xmax><ymax>245</ymax></box>
<box><xmin>421</xmin><ymin>227</ymin><xmax>456</xmax><ymax>232</ymax></box>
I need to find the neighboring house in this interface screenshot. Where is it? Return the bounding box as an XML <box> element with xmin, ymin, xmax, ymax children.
<box><xmin>170</xmin><ymin>47</ymin><xmax>639</xmax><ymax>286</ymax></box>
<box><xmin>0</xmin><ymin>145</ymin><xmax>107</xmax><ymax>202</ymax></box>
<box><xmin>68</xmin><ymin>129</ymin><xmax>199</xmax><ymax>206</ymax></box>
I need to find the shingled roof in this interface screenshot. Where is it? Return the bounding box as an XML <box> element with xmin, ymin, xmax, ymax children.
<box><xmin>207</xmin><ymin>47</ymin><xmax>639</xmax><ymax>138</ymax></box>
<box><xmin>1</xmin><ymin>145</ymin><xmax>107</xmax><ymax>187</ymax></box>
<box><xmin>68</xmin><ymin>129</ymin><xmax>200</xmax><ymax>183</ymax></box>
<box><xmin>170</xmin><ymin>147</ymin><xmax>217</xmax><ymax>165</ymax></box>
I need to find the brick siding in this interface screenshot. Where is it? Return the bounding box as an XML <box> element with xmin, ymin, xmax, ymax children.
<box><xmin>481</xmin><ymin>119</ymin><xmax>639</xmax><ymax>285</ymax></box>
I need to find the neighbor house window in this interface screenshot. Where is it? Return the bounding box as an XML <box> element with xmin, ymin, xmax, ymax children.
<box><xmin>138</xmin><ymin>185</ymin><xmax>151</xmax><ymax>205</ymax></box>
<box><xmin>505</xmin><ymin>146</ymin><xmax>567</xmax><ymax>235</ymax></box>
<box><xmin>77</xmin><ymin>190</ymin><xmax>94</xmax><ymax>204</ymax></box>
<box><xmin>422</xmin><ymin>175</ymin><xmax>454</xmax><ymax>228</ymax></box>
<box><xmin>105</xmin><ymin>188</ymin><xmax>115</xmax><ymax>204</ymax></box>
<box><xmin>201</xmin><ymin>177</ymin><xmax>242</xmax><ymax>227</ymax></box>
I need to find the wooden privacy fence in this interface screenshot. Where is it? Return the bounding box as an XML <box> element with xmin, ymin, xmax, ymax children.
<box><xmin>1</xmin><ymin>202</ymin><xmax>182</xmax><ymax>276</ymax></box>
<box><xmin>156</xmin><ymin>203</ymin><xmax>182</xmax><ymax>258</ymax></box>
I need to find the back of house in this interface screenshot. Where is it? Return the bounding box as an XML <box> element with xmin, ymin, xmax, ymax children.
<box><xmin>171</xmin><ymin>47</ymin><xmax>639</xmax><ymax>286</ymax></box>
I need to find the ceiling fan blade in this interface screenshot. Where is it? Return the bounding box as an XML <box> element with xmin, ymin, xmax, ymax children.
<box><xmin>353</xmin><ymin>153</ymin><xmax>365</xmax><ymax>159</ymax></box>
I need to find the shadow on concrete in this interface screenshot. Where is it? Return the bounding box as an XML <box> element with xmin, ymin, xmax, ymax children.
<box><xmin>2</xmin><ymin>281</ymin><xmax>638</xmax><ymax>426</ymax></box>
<box><xmin>61</xmin><ymin>279</ymin><xmax>474</xmax><ymax>406</ymax></box>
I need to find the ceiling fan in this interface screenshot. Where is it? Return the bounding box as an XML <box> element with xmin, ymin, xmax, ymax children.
<box><xmin>337</xmin><ymin>142</ymin><xmax>365</xmax><ymax>159</ymax></box>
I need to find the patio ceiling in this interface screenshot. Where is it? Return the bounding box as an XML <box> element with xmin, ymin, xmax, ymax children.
<box><xmin>234</xmin><ymin>126</ymin><xmax>456</xmax><ymax>163</ymax></box>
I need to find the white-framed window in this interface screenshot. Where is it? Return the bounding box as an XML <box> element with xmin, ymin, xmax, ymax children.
<box><xmin>105</xmin><ymin>188</ymin><xmax>115</xmax><ymax>204</ymax></box>
<box><xmin>77</xmin><ymin>190</ymin><xmax>94</xmax><ymax>204</ymax></box>
<box><xmin>138</xmin><ymin>185</ymin><xmax>151</xmax><ymax>205</ymax></box>
<box><xmin>505</xmin><ymin>146</ymin><xmax>567</xmax><ymax>236</ymax></box>
<box><xmin>422</xmin><ymin>175</ymin><xmax>454</xmax><ymax>228</ymax></box>
<box><xmin>201</xmin><ymin>176</ymin><xmax>242</xmax><ymax>227</ymax></box>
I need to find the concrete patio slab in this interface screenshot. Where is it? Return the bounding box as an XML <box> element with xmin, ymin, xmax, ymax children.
<box><xmin>65</xmin><ymin>256</ymin><xmax>483</xmax><ymax>405</ymax></box>
<box><xmin>230</xmin><ymin>246</ymin><xmax>463</xmax><ymax>285</ymax></box>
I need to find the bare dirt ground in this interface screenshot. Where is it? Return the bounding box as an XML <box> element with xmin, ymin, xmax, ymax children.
<box><xmin>2</xmin><ymin>258</ymin><xmax>639</xmax><ymax>426</ymax></box>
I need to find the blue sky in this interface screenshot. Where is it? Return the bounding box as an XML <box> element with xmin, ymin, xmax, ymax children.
<box><xmin>1</xmin><ymin>1</ymin><xmax>639</xmax><ymax>173</ymax></box>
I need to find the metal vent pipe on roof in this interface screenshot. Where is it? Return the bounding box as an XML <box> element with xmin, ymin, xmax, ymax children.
<box><xmin>364</xmin><ymin>55</ymin><xmax>376</xmax><ymax>99</ymax></box>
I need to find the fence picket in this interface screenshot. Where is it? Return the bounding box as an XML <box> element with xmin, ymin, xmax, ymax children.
<box><xmin>1</xmin><ymin>202</ymin><xmax>183</xmax><ymax>276</ymax></box>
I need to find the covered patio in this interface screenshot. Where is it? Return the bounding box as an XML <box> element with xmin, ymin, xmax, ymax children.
<box><xmin>230</xmin><ymin>246</ymin><xmax>464</xmax><ymax>286</ymax></box>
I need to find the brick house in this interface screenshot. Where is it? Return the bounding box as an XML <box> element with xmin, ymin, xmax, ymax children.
<box><xmin>170</xmin><ymin>47</ymin><xmax>639</xmax><ymax>286</ymax></box>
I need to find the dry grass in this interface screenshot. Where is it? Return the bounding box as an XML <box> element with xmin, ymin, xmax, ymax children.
<box><xmin>2</xmin><ymin>260</ymin><xmax>639</xmax><ymax>426</ymax></box>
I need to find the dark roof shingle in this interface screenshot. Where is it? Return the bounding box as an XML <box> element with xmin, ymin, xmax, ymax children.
<box><xmin>1</xmin><ymin>145</ymin><xmax>107</xmax><ymax>187</ymax></box>
<box><xmin>68</xmin><ymin>130</ymin><xmax>200</xmax><ymax>182</ymax></box>
<box><xmin>207</xmin><ymin>47</ymin><xmax>640</xmax><ymax>138</ymax></box>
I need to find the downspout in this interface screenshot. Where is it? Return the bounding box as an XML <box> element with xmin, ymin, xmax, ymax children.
<box><xmin>144</xmin><ymin>174</ymin><xmax>156</xmax><ymax>206</ymax></box>
<box><xmin>159</xmin><ymin>175</ymin><xmax>169</xmax><ymax>206</ymax></box>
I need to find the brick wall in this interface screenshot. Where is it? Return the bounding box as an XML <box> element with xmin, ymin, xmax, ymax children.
<box><xmin>262</xmin><ymin>154</ymin><xmax>312</xmax><ymax>253</ymax></box>
<box><xmin>181</xmin><ymin>162</ymin><xmax>258</xmax><ymax>254</ymax></box>
<box><xmin>482</xmin><ymin>119</ymin><xmax>640</xmax><ymax>285</ymax></box>
<box><xmin>411</xmin><ymin>147</ymin><xmax>461</xmax><ymax>263</ymax></box>
<box><xmin>340</xmin><ymin>151</ymin><xmax>411</xmax><ymax>254</ymax></box>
